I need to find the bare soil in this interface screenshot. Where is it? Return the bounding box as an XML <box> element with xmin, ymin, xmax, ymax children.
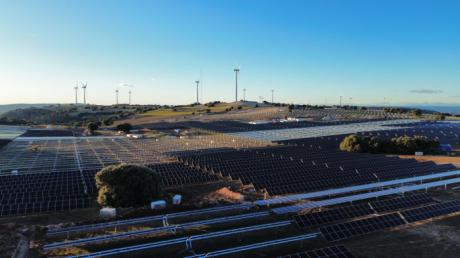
<box><xmin>399</xmin><ymin>155</ymin><xmax>460</xmax><ymax>168</ymax></box>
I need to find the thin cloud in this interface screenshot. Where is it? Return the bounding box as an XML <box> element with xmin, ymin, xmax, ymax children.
<box><xmin>119</xmin><ymin>83</ymin><xmax>134</xmax><ymax>88</ymax></box>
<box><xmin>409</xmin><ymin>89</ymin><xmax>443</xmax><ymax>94</ymax></box>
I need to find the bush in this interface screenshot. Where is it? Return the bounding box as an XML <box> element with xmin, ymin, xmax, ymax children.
<box><xmin>117</xmin><ymin>123</ymin><xmax>132</xmax><ymax>133</ymax></box>
<box><xmin>340</xmin><ymin>134</ymin><xmax>439</xmax><ymax>155</ymax></box>
<box><xmin>411</xmin><ymin>109</ymin><xmax>422</xmax><ymax>117</ymax></box>
<box><xmin>103</xmin><ymin>118</ymin><xmax>114</xmax><ymax>126</ymax></box>
<box><xmin>86</xmin><ymin>122</ymin><xmax>99</xmax><ymax>133</ymax></box>
<box><xmin>434</xmin><ymin>113</ymin><xmax>446</xmax><ymax>121</ymax></box>
<box><xmin>95</xmin><ymin>164</ymin><xmax>162</xmax><ymax>208</ymax></box>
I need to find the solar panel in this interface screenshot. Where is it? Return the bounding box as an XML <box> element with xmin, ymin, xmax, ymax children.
<box><xmin>370</xmin><ymin>193</ymin><xmax>434</xmax><ymax>213</ymax></box>
<box><xmin>278</xmin><ymin>245</ymin><xmax>356</xmax><ymax>258</ymax></box>
<box><xmin>401</xmin><ymin>200</ymin><xmax>460</xmax><ymax>223</ymax></box>
<box><xmin>273</xmin><ymin>177</ymin><xmax>460</xmax><ymax>214</ymax></box>
<box><xmin>294</xmin><ymin>203</ymin><xmax>374</xmax><ymax>228</ymax></box>
<box><xmin>320</xmin><ymin>213</ymin><xmax>406</xmax><ymax>242</ymax></box>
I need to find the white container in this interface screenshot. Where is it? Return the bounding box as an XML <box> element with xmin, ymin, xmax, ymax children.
<box><xmin>172</xmin><ymin>195</ymin><xmax>182</xmax><ymax>205</ymax></box>
<box><xmin>100</xmin><ymin>208</ymin><xmax>116</xmax><ymax>218</ymax></box>
<box><xmin>415</xmin><ymin>151</ymin><xmax>424</xmax><ymax>156</ymax></box>
<box><xmin>150</xmin><ymin>200</ymin><xmax>166</xmax><ymax>210</ymax></box>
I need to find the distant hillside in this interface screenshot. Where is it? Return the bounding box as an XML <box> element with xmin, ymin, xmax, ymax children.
<box><xmin>0</xmin><ymin>104</ymin><xmax>157</xmax><ymax>125</ymax></box>
<box><xmin>0</xmin><ymin>104</ymin><xmax>53</xmax><ymax>114</ymax></box>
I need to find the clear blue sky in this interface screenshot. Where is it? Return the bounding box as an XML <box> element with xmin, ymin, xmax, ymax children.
<box><xmin>1</xmin><ymin>0</ymin><xmax>459</xmax><ymax>105</ymax></box>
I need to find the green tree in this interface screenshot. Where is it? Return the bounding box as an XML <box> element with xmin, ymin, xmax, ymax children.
<box><xmin>435</xmin><ymin>113</ymin><xmax>446</xmax><ymax>121</ymax></box>
<box><xmin>86</xmin><ymin>122</ymin><xmax>99</xmax><ymax>134</ymax></box>
<box><xmin>340</xmin><ymin>134</ymin><xmax>439</xmax><ymax>154</ymax></box>
<box><xmin>116</xmin><ymin>123</ymin><xmax>133</xmax><ymax>133</ymax></box>
<box><xmin>411</xmin><ymin>109</ymin><xmax>422</xmax><ymax>117</ymax></box>
<box><xmin>103</xmin><ymin>118</ymin><xmax>114</xmax><ymax>126</ymax></box>
<box><xmin>95</xmin><ymin>164</ymin><xmax>162</xmax><ymax>208</ymax></box>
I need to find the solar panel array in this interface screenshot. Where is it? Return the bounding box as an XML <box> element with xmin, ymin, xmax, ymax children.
<box><xmin>180</xmin><ymin>144</ymin><xmax>456</xmax><ymax>196</ymax></box>
<box><xmin>319</xmin><ymin>199</ymin><xmax>460</xmax><ymax>242</ymax></box>
<box><xmin>229</xmin><ymin>119</ymin><xmax>417</xmax><ymax>141</ymax></box>
<box><xmin>294</xmin><ymin>203</ymin><xmax>374</xmax><ymax>228</ymax></box>
<box><xmin>401</xmin><ymin>200</ymin><xmax>460</xmax><ymax>223</ymax></box>
<box><xmin>0</xmin><ymin>136</ymin><xmax>237</xmax><ymax>216</ymax></box>
<box><xmin>278</xmin><ymin>245</ymin><xmax>355</xmax><ymax>258</ymax></box>
<box><xmin>0</xmin><ymin>169</ymin><xmax>95</xmax><ymax>216</ymax></box>
<box><xmin>294</xmin><ymin>194</ymin><xmax>435</xmax><ymax>229</ymax></box>
<box><xmin>146</xmin><ymin>119</ymin><xmax>395</xmax><ymax>133</ymax></box>
<box><xmin>320</xmin><ymin>213</ymin><xmax>406</xmax><ymax>242</ymax></box>
<box><xmin>370</xmin><ymin>193</ymin><xmax>434</xmax><ymax>213</ymax></box>
<box><xmin>358</xmin><ymin>121</ymin><xmax>460</xmax><ymax>145</ymax></box>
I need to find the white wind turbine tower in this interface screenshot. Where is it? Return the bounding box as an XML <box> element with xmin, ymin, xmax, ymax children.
<box><xmin>243</xmin><ymin>88</ymin><xmax>246</xmax><ymax>102</ymax></box>
<box><xmin>195</xmin><ymin>80</ymin><xmax>200</xmax><ymax>104</ymax></box>
<box><xmin>128</xmin><ymin>90</ymin><xmax>132</xmax><ymax>105</ymax></box>
<box><xmin>81</xmin><ymin>82</ymin><xmax>88</xmax><ymax>105</ymax></box>
<box><xmin>73</xmin><ymin>83</ymin><xmax>78</xmax><ymax>104</ymax></box>
<box><xmin>233</xmin><ymin>65</ymin><xmax>240</xmax><ymax>102</ymax></box>
<box><xmin>115</xmin><ymin>89</ymin><xmax>119</xmax><ymax>105</ymax></box>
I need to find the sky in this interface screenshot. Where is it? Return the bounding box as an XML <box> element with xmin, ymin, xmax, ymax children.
<box><xmin>0</xmin><ymin>0</ymin><xmax>460</xmax><ymax>106</ymax></box>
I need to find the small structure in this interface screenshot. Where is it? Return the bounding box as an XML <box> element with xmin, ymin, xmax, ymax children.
<box><xmin>126</xmin><ymin>134</ymin><xmax>145</xmax><ymax>139</ymax></box>
<box><xmin>100</xmin><ymin>207</ymin><xmax>116</xmax><ymax>218</ymax></box>
<box><xmin>172</xmin><ymin>195</ymin><xmax>182</xmax><ymax>205</ymax></box>
<box><xmin>415</xmin><ymin>151</ymin><xmax>424</xmax><ymax>156</ymax></box>
<box><xmin>150</xmin><ymin>200</ymin><xmax>166</xmax><ymax>210</ymax></box>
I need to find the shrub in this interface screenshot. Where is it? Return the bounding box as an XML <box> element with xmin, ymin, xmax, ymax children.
<box><xmin>116</xmin><ymin>123</ymin><xmax>132</xmax><ymax>133</ymax></box>
<box><xmin>95</xmin><ymin>164</ymin><xmax>162</xmax><ymax>208</ymax></box>
<box><xmin>86</xmin><ymin>122</ymin><xmax>99</xmax><ymax>133</ymax></box>
<box><xmin>435</xmin><ymin>113</ymin><xmax>446</xmax><ymax>121</ymax></box>
<box><xmin>411</xmin><ymin>109</ymin><xmax>422</xmax><ymax>117</ymax></box>
<box><xmin>103</xmin><ymin>118</ymin><xmax>114</xmax><ymax>126</ymax></box>
<box><xmin>339</xmin><ymin>135</ymin><xmax>365</xmax><ymax>153</ymax></box>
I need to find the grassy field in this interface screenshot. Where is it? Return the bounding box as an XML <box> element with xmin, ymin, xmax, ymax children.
<box><xmin>140</xmin><ymin>103</ymin><xmax>252</xmax><ymax>118</ymax></box>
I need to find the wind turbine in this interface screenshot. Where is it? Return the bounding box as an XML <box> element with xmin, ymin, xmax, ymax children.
<box><xmin>128</xmin><ymin>90</ymin><xmax>132</xmax><ymax>105</ymax></box>
<box><xmin>81</xmin><ymin>82</ymin><xmax>87</xmax><ymax>105</ymax></box>
<box><xmin>73</xmin><ymin>83</ymin><xmax>78</xmax><ymax>104</ymax></box>
<box><xmin>243</xmin><ymin>88</ymin><xmax>246</xmax><ymax>102</ymax></box>
<box><xmin>195</xmin><ymin>80</ymin><xmax>200</xmax><ymax>104</ymax></box>
<box><xmin>233</xmin><ymin>66</ymin><xmax>240</xmax><ymax>102</ymax></box>
<box><xmin>115</xmin><ymin>89</ymin><xmax>119</xmax><ymax>105</ymax></box>
<box><xmin>271</xmin><ymin>89</ymin><xmax>274</xmax><ymax>103</ymax></box>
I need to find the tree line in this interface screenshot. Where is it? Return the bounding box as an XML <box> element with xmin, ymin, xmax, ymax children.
<box><xmin>339</xmin><ymin>134</ymin><xmax>440</xmax><ymax>155</ymax></box>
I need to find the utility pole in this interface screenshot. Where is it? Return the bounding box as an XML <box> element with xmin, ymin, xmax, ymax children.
<box><xmin>234</xmin><ymin>67</ymin><xmax>240</xmax><ymax>102</ymax></box>
<box><xmin>195</xmin><ymin>80</ymin><xmax>200</xmax><ymax>104</ymax></box>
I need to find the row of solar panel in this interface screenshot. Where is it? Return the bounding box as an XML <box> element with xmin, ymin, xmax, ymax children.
<box><xmin>319</xmin><ymin>200</ymin><xmax>460</xmax><ymax>242</ymax></box>
<box><xmin>294</xmin><ymin>193</ymin><xmax>434</xmax><ymax>228</ymax></box>
<box><xmin>180</xmin><ymin>145</ymin><xmax>456</xmax><ymax>196</ymax></box>
<box><xmin>278</xmin><ymin>245</ymin><xmax>355</xmax><ymax>258</ymax></box>
<box><xmin>0</xmin><ymin>197</ymin><xmax>92</xmax><ymax>216</ymax></box>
